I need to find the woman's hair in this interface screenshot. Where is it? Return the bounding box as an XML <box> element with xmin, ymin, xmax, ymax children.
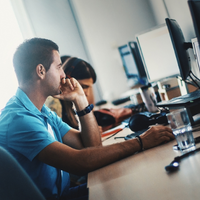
<box><xmin>61</xmin><ymin>57</ymin><xmax>97</xmax><ymax>129</ymax></box>
<box><xmin>60</xmin><ymin>55</ymin><xmax>71</xmax><ymax>64</ymax></box>
<box><xmin>63</xmin><ymin>57</ymin><xmax>96</xmax><ymax>83</ymax></box>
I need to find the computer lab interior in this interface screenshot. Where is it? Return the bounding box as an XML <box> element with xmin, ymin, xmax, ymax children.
<box><xmin>2</xmin><ymin>0</ymin><xmax>200</xmax><ymax>199</ymax></box>
<box><xmin>9</xmin><ymin>0</ymin><xmax>200</xmax><ymax>106</ymax></box>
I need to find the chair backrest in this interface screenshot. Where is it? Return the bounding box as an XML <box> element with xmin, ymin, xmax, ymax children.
<box><xmin>0</xmin><ymin>147</ymin><xmax>45</xmax><ymax>200</ymax></box>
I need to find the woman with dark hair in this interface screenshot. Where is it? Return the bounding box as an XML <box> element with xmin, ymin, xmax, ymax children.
<box><xmin>60</xmin><ymin>57</ymin><xmax>98</xmax><ymax>130</ymax></box>
<box><xmin>60</xmin><ymin>57</ymin><xmax>100</xmax><ymax>186</ymax></box>
<box><xmin>45</xmin><ymin>56</ymin><xmax>99</xmax><ymax>186</ymax></box>
<box><xmin>45</xmin><ymin>56</ymin><xmax>99</xmax><ymax>130</ymax></box>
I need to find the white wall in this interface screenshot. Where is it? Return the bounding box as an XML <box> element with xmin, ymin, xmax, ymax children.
<box><xmin>21</xmin><ymin>0</ymin><xmax>88</xmax><ymax>59</ymax></box>
<box><xmin>150</xmin><ymin>0</ymin><xmax>199</xmax><ymax>78</ymax></box>
<box><xmin>149</xmin><ymin>0</ymin><xmax>169</xmax><ymax>24</ymax></box>
<box><xmin>11</xmin><ymin>0</ymin><xmax>198</xmax><ymax>102</ymax></box>
<box><xmin>71</xmin><ymin>0</ymin><xmax>157</xmax><ymax>100</ymax></box>
<box><xmin>71</xmin><ymin>0</ymin><xmax>199</xmax><ymax>100</ymax></box>
<box><xmin>11</xmin><ymin>0</ymin><xmax>103</xmax><ymax>102</ymax></box>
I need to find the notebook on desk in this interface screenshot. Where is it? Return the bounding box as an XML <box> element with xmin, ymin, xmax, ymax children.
<box><xmin>156</xmin><ymin>89</ymin><xmax>200</xmax><ymax>108</ymax></box>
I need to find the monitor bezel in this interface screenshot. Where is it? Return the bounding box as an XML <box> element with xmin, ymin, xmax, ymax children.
<box><xmin>118</xmin><ymin>42</ymin><xmax>147</xmax><ymax>81</ymax></box>
<box><xmin>127</xmin><ymin>41</ymin><xmax>147</xmax><ymax>79</ymax></box>
<box><xmin>165</xmin><ymin>18</ymin><xmax>191</xmax><ymax>81</ymax></box>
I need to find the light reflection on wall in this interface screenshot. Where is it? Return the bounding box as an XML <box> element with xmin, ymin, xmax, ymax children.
<box><xmin>0</xmin><ymin>0</ymin><xmax>23</xmax><ymax>109</ymax></box>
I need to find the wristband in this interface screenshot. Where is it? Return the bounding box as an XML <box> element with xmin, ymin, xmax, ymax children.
<box><xmin>135</xmin><ymin>136</ymin><xmax>144</xmax><ymax>151</ymax></box>
<box><xmin>76</xmin><ymin>104</ymin><xmax>94</xmax><ymax>117</ymax></box>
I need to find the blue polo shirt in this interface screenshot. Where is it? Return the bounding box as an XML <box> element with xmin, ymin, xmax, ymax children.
<box><xmin>0</xmin><ymin>88</ymin><xmax>72</xmax><ymax>199</ymax></box>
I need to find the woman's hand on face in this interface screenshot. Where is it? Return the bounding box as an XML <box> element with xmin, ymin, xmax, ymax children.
<box><xmin>54</xmin><ymin>78</ymin><xmax>85</xmax><ymax>101</ymax></box>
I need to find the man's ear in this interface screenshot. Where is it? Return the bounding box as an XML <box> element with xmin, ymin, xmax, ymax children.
<box><xmin>36</xmin><ymin>64</ymin><xmax>46</xmax><ymax>79</ymax></box>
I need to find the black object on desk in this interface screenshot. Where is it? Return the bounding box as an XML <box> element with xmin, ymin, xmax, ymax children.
<box><xmin>156</xmin><ymin>89</ymin><xmax>200</xmax><ymax>125</ymax></box>
<box><xmin>165</xmin><ymin>146</ymin><xmax>200</xmax><ymax>172</ymax></box>
<box><xmin>112</xmin><ymin>96</ymin><xmax>130</xmax><ymax>105</ymax></box>
<box><xmin>123</xmin><ymin>111</ymin><xmax>169</xmax><ymax>140</ymax></box>
<box><xmin>156</xmin><ymin>89</ymin><xmax>200</xmax><ymax>108</ymax></box>
<box><xmin>95</xmin><ymin>100</ymin><xmax>107</xmax><ymax>106</ymax></box>
<box><xmin>128</xmin><ymin>111</ymin><xmax>168</xmax><ymax>132</ymax></box>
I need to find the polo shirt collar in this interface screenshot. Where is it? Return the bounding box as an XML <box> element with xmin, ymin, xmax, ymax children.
<box><xmin>16</xmin><ymin>87</ymin><xmax>49</xmax><ymax>117</ymax></box>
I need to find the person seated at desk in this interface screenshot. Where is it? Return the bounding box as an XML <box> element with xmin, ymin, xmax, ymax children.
<box><xmin>46</xmin><ymin>56</ymin><xmax>138</xmax><ymax>132</ymax></box>
<box><xmin>45</xmin><ymin>55</ymin><xmax>71</xmax><ymax>119</ymax></box>
<box><xmin>60</xmin><ymin>57</ymin><xmax>97</xmax><ymax>130</ymax></box>
<box><xmin>46</xmin><ymin>56</ymin><xmax>102</xmax><ymax>130</ymax></box>
<box><xmin>0</xmin><ymin>38</ymin><xmax>174</xmax><ymax>200</ymax></box>
<box><xmin>46</xmin><ymin>56</ymin><xmax>100</xmax><ymax>186</ymax></box>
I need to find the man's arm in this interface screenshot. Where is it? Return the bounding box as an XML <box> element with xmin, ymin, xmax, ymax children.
<box><xmin>37</xmin><ymin>125</ymin><xmax>174</xmax><ymax>176</ymax></box>
<box><xmin>54</xmin><ymin>78</ymin><xmax>102</xmax><ymax>149</ymax></box>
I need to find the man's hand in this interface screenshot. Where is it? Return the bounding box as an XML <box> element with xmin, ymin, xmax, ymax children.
<box><xmin>140</xmin><ymin>125</ymin><xmax>175</xmax><ymax>150</ymax></box>
<box><xmin>54</xmin><ymin>78</ymin><xmax>85</xmax><ymax>102</ymax></box>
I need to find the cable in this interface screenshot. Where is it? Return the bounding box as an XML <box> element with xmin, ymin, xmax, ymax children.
<box><xmin>184</xmin><ymin>79</ymin><xmax>198</xmax><ymax>88</ymax></box>
<box><xmin>189</xmin><ymin>73</ymin><xmax>200</xmax><ymax>89</ymax></box>
<box><xmin>190</xmin><ymin>70</ymin><xmax>200</xmax><ymax>82</ymax></box>
<box><xmin>176</xmin><ymin>73</ymin><xmax>200</xmax><ymax>88</ymax></box>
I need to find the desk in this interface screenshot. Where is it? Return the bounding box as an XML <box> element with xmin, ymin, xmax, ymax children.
<box><xmin>88</xmin><ymin>126</ymin><xmax>200</xmax><ymax>200</ymax></box>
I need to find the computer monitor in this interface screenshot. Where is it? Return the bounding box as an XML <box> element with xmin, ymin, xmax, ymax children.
<box><xmin>192</xmin><ymin>37</ymin><xmax>200</xmax><ymax>71</ymax></box>
<box><xmin>118</xmin><ymin>41</ymin><xmax>147</xmax><ymax>85</ymax></box>
<box><xmin>128</xmin><ymin>42</ymin><xmax>147</xmax><ymax>79</ymax></box>
<box><xmin>188</xmin><ymin>0</ymin><xmax>200</xmax><ymax>46</ymax></box>
<box><xmin>136</xmin><ymin>24</ymin><xmax>180</xmax><ymax>83</ymax></box>
<box><xmin>165</xmin><ymin>18</ymin><xmax>192</xmax><ymax>81</ymax></box>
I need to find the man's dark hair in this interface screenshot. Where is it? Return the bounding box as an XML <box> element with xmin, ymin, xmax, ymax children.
<box><xmin>13</xmin><ymin>38</ymin><xmax>59</xmax><ymax>84</ymax></box>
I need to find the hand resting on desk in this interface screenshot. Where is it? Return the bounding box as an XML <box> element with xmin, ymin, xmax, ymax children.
<box><xmin>139</xmin><ymin>125</ymin><xmax>175</xmax><ymax>150</ymax></box>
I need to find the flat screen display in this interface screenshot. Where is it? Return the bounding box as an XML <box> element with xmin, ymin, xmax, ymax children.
<box><xmin>136</xmin><ymin>24</ymin><xmax>180</xmax><ymax>83</ymax></box>
<box><xmin>118</xmin><ymin>44</ymin><xmax>139</xmax><ymax>78</ymax></box>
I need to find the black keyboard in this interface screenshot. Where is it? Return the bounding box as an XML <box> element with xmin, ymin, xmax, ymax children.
<box><xmin>157</xmin><ymin>89</ymin><xmax>200</xmax><ymax>107</ymax></box>
<box><xmin>174</xmin><ymin>89</ymin><xmax>200</xmax><ymax>101</ymax></box>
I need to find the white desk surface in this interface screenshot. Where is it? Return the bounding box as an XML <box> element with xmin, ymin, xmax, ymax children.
<box><xmin>88</xmin><ymin>126</ymin><xmax>200</xmax><ymax>200</ymax></box>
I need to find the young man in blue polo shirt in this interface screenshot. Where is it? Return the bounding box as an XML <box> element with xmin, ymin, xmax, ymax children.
<box><xmin>0</xmin><ymin>38</ymin><xmax>174</xmax><ymax>200</ymax></box>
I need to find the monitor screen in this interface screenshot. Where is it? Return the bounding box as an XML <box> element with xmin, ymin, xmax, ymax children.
<box><xmin>136</xmin><ymin>24</ymin><xmax>180</xmax><ymax>83</ymax></box>
<box><xmin>118</xmin><ymin>42</ymin><xmax>147</xmax><ymax>84</ymax></box>
<box><xmin>118</xmin><ymin>44</ymin><xmax>139</xmax><ymax>78</ymax></box>
<box><xmin>165</xmin><ymin>18</ymin><xmax>191</xmax><ymax>81</ymax></box>
<box><xmin>188</xmin><ymin>0</ymin><xmax>200</xmax><ymax>46</ymax></box>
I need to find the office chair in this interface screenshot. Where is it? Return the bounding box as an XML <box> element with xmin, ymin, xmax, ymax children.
<box><xmin>0</xmin><ymin>147</ymin><xmax>45</xmax><ymax>200</ymax></box>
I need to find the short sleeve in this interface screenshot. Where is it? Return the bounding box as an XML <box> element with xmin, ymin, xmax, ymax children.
<box><xmin>7</xmin><ymin>113</ymin><xmax>56</xmax><ymax>161</ymax></box>
<box><xmin>47</xmin><ymin>107</ymin><xmax>72</xmax><ymax>138</ymax></box>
